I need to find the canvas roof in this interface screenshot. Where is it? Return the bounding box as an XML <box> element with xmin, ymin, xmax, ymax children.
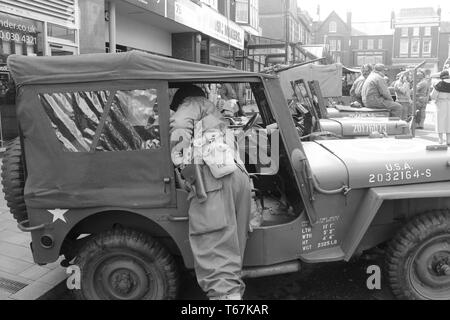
<box><xmin>8</xmin><ymin>50</ymin><xmax>264</xmax><ymax>87</ymax></box>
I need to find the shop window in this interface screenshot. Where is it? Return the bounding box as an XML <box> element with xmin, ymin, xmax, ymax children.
<box><xmin>422</xmin><ymin>39</ymin><xmax>431</xmax><ymax>55</ymax></box>
<box><xmin>329</xmin><ymin>21</ymin><xmax>337</xmax><ymax>33</ymax></box>
<box><xmin>400</xmin><ymin>38</ymin><xmax>409</xmax><ymax>55</ymax></box>
<box><xmin>0</xmin><ymin>12</ymin><xmax>44</xmax><ymax>58</ymax></box>
<box><xmin>97</xmin><ymin>89</ymin><xmax>160</xmax><ymax>152</ymax></box>
<box><xmin>39</xmin><ymin>91</ymin><xmax>110</xmax><ymax>152</ymax></box>
<box><xmin>47</xmin><ymin>23</ymin><xmax>76</xmax><ymax>43</ymax></box>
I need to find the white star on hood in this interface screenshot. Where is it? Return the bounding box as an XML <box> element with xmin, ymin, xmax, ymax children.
<box><xmin>48</xmin><ymin>209</ymin><xmax>68</xmax><ymax>223</ymax></box>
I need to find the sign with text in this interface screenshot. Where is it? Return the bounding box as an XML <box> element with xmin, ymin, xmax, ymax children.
<box><xmin>124</xmin><ymin>0</ymin><xmax>166</xmax><ymax>17</ymax></box>
<box><xmin>0</xmin><ymin>12</ymin><xmax>44</xmax><ymax>56</ymax></box>
<box><xmin>173</xmin><ymin>0</ymin><xmax>244</xmax><ymax>50</ymax></box>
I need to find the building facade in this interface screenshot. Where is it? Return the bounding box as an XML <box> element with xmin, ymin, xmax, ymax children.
<box><xmin>392</xmin><ymin>7</ymin><xmax>441</xmax><ymax>72</ymax></box>
<box><xmin>350</xmin><ymin>21</ymin><xmax>393</xmax><ymax>67</ymax></box>
<box><xmin>438</xmin><ymin>21</ymin><xmax>450</xmax><ymax>70</ymax></box>
<box><xmin>312</xmin><ymin>11</ymin><xmax>352</xmax><ymax>66</ymax></box>
<box><xmin>257</xmin><ymin>0</ymin><xmax>312</xmax><ymax>64</ymax></box>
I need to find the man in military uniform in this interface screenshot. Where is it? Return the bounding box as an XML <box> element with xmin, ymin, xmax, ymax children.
<box><xmin>170</xmin><ymin>93</ymin><xmax>252</xmax><ymax>300</ymax></box>
<box><xmin>414</xmin><ymin>70</ymin><xmax>431</xmax><ymax>129</ymax></box>
<box><xmin>350</xmin><ymin>64</ymin><xmax>372</xmax><ymax>107</ymax></box>
<box><xmin>362</xmin><ymin>64</ymin><xmax>405</xmax><ymax>119</ymax></box>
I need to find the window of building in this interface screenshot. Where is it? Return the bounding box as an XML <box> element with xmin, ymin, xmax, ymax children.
<box><xmin>411</xmin><ymin>38</ymin><xmax>420</xmax><ymax>56</ymax></box>
<box><xmin>358</xmin><ymin>39</ymin><xmax>363</xmax><ymax>50</ymax></box>
<box><xmin>329</xmin><ymin>21</ymin><xmax>337</xmax><ymax>33</ymax></box>
<box><xmin>413</xmin><ymin>27</ymin><xmax>419</xmax><ymax>36</ymax></box>
<box><xmin>0</xmin><ymin>12</ymin><xmax>44</xmax><ymax>58</ymax></box>
<box><xmin>201</xmin><ymin>0</ymin><xmax>218</xmax><ymax>10</ymax></box>
<box><xmin>250</xmin><ymin>0</ymin><xmax>259</xmax><ymax>30</ymax></box>
<box><xmin>378</xmin><ymin>38</ymin><xmax>383</xmax><ymax>49</ymax></box>
<box><xmin>235</xmin><ymin>0</ymin><xmax>249</xmax><ymax>24</ymax></box>
<box><xmin>400</xmin><ymin>38</ymin><xmax>409</xmax><ymax>55</ymax></box>
<box><xmin>367</xmin><ymin>39</ymin><xmax>374</xmax><ymax>50</ymax></box>
<box><xmin>401</xmin><ymin>27</ymin><xmax>408</xmax><ymax>37</ymax></box>
<box><xmin>235</xmin><ymin>0</ymin><xmax>258</xmax><ymax>30</ymax></box>
<box><xmin>424</xmin><ymin>26</ymin><xmax>431</xmax><ymax>36</ymax></box>
<box><xmin>40</xmin><ymin>89</ymin><xmax>161</xmax><ymax>152</ymax></box>
<box><xmin>329</xmin><ymin>39</ymin><xmax>336</xmax><ymax>51</ymax></box>
<box><xmin>422</xmin><ymin>38</ymin><xmax>431</xmax><ymax>55</ymax></box>
<box><xmin>47</xmin><ymin>23</ymin><xmax>76</xmax><ymax>43</ymax></box>
<box><xmin>336</xmin><ymin>39</ymin><xmax>341</xmax><ymax>51</ymax></box>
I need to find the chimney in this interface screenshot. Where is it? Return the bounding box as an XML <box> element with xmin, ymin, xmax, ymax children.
<box><xmin>347</xmin><ymin>11</ymin><xmax>352</xmax><ymax>30</ymax></box>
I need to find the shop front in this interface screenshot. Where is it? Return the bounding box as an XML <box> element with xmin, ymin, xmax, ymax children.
<box><xmin>168</xmin><ymin>0</ymin><xmax>245</xmax><ymax>66</ymax></box>
<box><xmin>0</xmin><ymin>1</ymin><xmax>79</xmax><ymax>140</ymax></box>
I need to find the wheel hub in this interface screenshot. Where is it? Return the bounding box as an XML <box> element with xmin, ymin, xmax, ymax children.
<box><xmin>409</xmin><ymin>234</ymin><xmax>450</xmax><ymax>299</ymax></box>
<box><xmin>436</xmin><ymin>262</ymin><xmax>450</xmax><ymax>276</ymax></box>
<box><xmin>111</xmin><ymin>270</ymin><xmax>137</xmax><ymax>295</ymax></box>
<box><xmin>94</xmin><ymin>255</ymin><xmax>152</xmax><ymax>300</ymax></box>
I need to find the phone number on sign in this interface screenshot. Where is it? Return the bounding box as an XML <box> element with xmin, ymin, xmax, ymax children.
<box><xmin>0</xmin><ymin>30</ymin><xmax>37</xmax><ymax>45</ymax></box>
<box><xmin>369</xmin><ymin>169</ymin><xmax>432</xmax><ymax>183</ymax></box>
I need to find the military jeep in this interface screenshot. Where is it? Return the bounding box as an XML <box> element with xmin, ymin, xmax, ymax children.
<box><xmin>2</xmin><ymin>51</ymin><xmax>450</xmax><ymax>300</ymax></box>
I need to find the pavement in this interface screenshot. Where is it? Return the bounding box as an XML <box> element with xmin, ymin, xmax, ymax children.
<box><xmin>0</xmin><ymin>103</ymin><xmax>442</xmax><ymax>300</ymax></box>
<box><xmin>0</xmin><ymin>180</ymin><xmax>66</xmax><ymax>300</ymax></box>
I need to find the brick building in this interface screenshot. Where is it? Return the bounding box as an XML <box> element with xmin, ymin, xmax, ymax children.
<box><xmin>350</xmin><ymin>21</ymin><xmax>393</xmax><ymax>67</ymax></box>
<box><xmin>392</xmin><ymin>7</ymin><xmax>441</xmax><ymax>72</ymax></box>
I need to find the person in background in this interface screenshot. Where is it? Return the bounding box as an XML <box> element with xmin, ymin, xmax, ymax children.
<box><xmin>430</xmin><ymin>70</ymin><xmax>450</xmax><ymax>144</ymax></box>
<box><xmin>350</xmin><ymin>64</ymin><xmax>372</xmax><ymax>107</ymax></box>
<box><xmin>414</xmin><ymin>69</ymin><xmax>431</xmax><ymax>129</ymax></box>
<box><xmin>218</xmin><ymin>83</ymin><xmax>237</xmax><ymax>101</ymax></box>
<box><xmin>394</xmin><ymin>71</ymin><xmax>413</xmax><ymax>120</ymax></box>
<box><xmin>362</xmin><ymin>63</ymin><xmax>405</xmax><ymax>118</ymax></box>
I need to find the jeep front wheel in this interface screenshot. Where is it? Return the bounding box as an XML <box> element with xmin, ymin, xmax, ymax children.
<box><xmin>74</xmin><ymin>228</ymin><xmax>179</xmax><ymax>300</ymax></box>
<box><xmin>387</xmin><ymin>211</ymin><xmax>450</xmax><ymax>300</ymax></box>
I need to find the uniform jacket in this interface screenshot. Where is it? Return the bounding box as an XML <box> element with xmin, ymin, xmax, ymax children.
<box><xmin>394</xmin><ymin>80</ymin><xmax>412</xmax><ymax>103</ymax></box>
<box><xmin>350</xmin><ymin>75</ymin><xmax>365</xmax><ymax>102</ymax></box>
<box><xmin>170</xmin><ymin>96</ymin><xmax>231</xmax><ymax>234</ymax></box>
<box><xmin>362</xmin><ymin>71</ymin><xmax>393</xmax><ymax>107</ymax></box>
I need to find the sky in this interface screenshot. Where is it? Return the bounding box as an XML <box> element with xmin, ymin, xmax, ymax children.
<box><xmin>298</xmin><ymin>0</ymin><xmax>450</xmax><ymax>22</ymax></box>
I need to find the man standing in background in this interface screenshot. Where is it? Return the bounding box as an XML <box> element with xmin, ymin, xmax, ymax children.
<box><xmin>415</xmin><ymin>70</ymin><xmax>431</xmax><ymax>129</ymax></box>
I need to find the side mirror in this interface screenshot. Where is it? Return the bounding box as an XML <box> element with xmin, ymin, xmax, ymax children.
<box><xmin>291</xmin><ymin>148</ymin><xmax>306</xmax><ymax>172</ymax></box>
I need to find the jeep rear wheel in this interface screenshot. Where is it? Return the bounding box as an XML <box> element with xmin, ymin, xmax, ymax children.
<box><xmin>387</xmin><ymin>211</ymin><xmax>450</xmax><ymax>300</ymax></box>
<box><xmin>74</xmin><ymin>229</ymin><xmax>179</xmax><ymax>300</ymax></box>
<box><xmin>1</xmin><ymin>137</ymin><xmax>27</xmax><ymax>223</ymax></box>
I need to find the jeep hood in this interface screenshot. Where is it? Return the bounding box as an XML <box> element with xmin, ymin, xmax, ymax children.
<box><xmin>303</xmin><ymin>138</ymin><xmax>450</xmax><ymax>189</ymax></box>
<box><xmin>319</xmin><ymin>118</ymin><xmax>409</xmax><ymax>137</ymax></box>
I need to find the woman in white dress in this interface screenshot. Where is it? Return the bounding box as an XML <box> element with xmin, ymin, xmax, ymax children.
<box><xmin>431</xmin><ymin>70</ymin><xmax>450</xmax><ymax>144</ymax></box>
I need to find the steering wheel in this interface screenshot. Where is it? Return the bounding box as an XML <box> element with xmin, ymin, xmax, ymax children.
<box><xmin>242</xmin><ymin>113</ymin><xmax>259</xmax><ymax>132</ymax></box>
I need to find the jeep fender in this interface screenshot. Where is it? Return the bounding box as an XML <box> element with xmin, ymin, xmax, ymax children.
<box><xmin>29</xmin><ymin>207</ymin><xmax>193</xmax><ymax>268</ymax></box>
<box><xmin>341</xmin><ymin>181</ymin><xmax>450</xmax><ymax>260</ymax></box>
